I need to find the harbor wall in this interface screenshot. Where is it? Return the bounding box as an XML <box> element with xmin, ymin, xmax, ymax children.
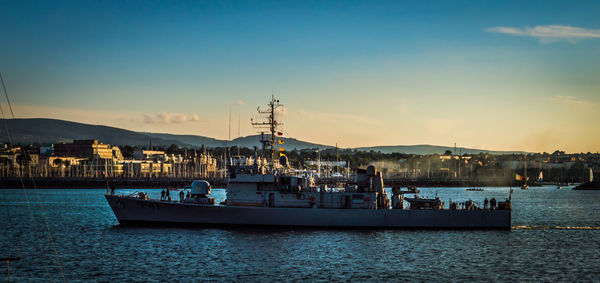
<box><xmin>1</xmin><ymin>176</ymin><xmax>528</xmax><ymax>188</ymax></box>
<box><xmin>0</xmin><ymin>177</ymin><xmax>228</xmax><ymax>189</ymax></box>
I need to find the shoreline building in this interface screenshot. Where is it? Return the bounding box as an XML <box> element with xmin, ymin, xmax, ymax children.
<box><xmin>0</xmin><ymin>145</ymin><xmax>40</xmax><ymax>177</ymax></box>
<box><xmin>54</xmin><ymin>139</ymin><xmax>114</xmax><ymax>159</ymax></box>
<box><xmin>50</xmin><ymin>140</ymin><xmax>123</xmax><ymax>177</ymax></box>
<box><xmin>124</xmin><ymin>148</ymin><xmax>218</xmax><ymax>178</ymax></box>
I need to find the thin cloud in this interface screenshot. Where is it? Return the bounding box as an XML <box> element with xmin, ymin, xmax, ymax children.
<box><xmin>142</xmin><ymin>113</ymin><xmax>203</xmax><ymax>124</ymax></box>
<box><xmin>553</xmin><ymin>95</ymin><xmax>593</xmax><ymax>105</ymax></box>
<box><xmin>486</xmin><ymin>25</ymin><xmax>600</xmax><ymax>43</ymax></box>
<box><xmin>235</xmin><ymin>100</ymin><xmax>245</xmax><ymax>106</ymax></box>
<box><xmin>297</xmin><ymin>109</ymin><xmax>377</xmax><ymax>125</ymax></box>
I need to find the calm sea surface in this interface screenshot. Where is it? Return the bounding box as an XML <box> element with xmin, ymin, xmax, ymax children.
<box><xmin>1</xmin><ymin>186</ymin><xmax>599</xmax><ymax>282</ymax></box>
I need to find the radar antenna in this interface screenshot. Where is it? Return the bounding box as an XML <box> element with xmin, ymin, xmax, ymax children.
<box><xmin>251</xmin><ymin>95</ymin><xmax>283</xmax><ymax>168</ymax></box>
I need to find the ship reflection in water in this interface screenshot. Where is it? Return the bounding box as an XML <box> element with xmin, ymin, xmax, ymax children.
<box><xmin>1</xmin><ymin>186</ymin><xmax>599</xmax><ymax>281</ymax></box>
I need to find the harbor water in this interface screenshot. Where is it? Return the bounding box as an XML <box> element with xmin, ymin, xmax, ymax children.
<box><xmin>1</xmin><ymin>186</ymin><xmax>599</xmax><ymax>281</ymax></box>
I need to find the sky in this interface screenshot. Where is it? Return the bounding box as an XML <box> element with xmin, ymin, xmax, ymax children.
<box><xmin>1</xmin><ymin>0</ymin><xmax>599</xmax><ymax>153</ymax></box>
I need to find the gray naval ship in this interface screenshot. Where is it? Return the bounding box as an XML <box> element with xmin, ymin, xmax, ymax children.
<box><xmin>105</xmin><ymin>97</ymin><xmax>512</xmax><ymax>229</ymax></box>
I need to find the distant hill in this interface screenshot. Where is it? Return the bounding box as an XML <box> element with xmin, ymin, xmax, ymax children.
<box><xmin>142</xmin><ymin>132</ymin><xmax>225</xmax><ymax>148</ymax></box>
<box><xmin>142</xmin><ymin>132</ymin><xmax>332</xmax><ymax>150</ymax></box>
<box><xmin>0</xmin><ymin>118</ymin><xmax>525</xmax><ymax>154</ymax></box>
<box><xmin>0</xmin><ymin>118</ymin><xmax>329</xmax><ymax>149</ymax></box>
<box><xmin>0</xmin><ymin>118</ymin><xmax>187</xmax><ymax>147</ymax></box>
<box><xmin>354</xmin><ymin>145</ymin><xmax>526</xmax><ymax>155</ymax></box>
<box><xmin>230</xmin><ymin>135</ymin><xmax>333</xmax><ymax>150</ymax></box>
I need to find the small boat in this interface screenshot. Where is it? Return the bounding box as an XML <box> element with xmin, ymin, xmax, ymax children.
<box><xmin>520</xmin><ymin>155</ymin><xmax>529</xmax><ymax>190</ymax></box>
<box><xmin>557</xmin><ymin>186</ymin><xmax>562</xmax><ymax>190</ymax></box>
<box><xmin>573</xmin><ymin>168</ymin><xmax>599</xmax><ymax>190</ymax></box>
<box><xmin>466</xmin><ymin>188</ymin><xmax>484</xmax><ymax>191</ymax></box>
<box><xmin>516</xmin><ymin>158</ymin><xmax>529</xmax><ymax>190</ymax></box>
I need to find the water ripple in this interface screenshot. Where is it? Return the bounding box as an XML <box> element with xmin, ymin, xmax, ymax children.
<box><xmin>1</xmin><ymin>187</ymin><xmax>599</xmax><ymax>281</ymax></box>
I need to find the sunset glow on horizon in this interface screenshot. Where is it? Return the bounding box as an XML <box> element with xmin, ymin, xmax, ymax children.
<box><xmin>1</xmin><ymin>1</ymin><xmax>599</xmax><ymax>153</ymax></box>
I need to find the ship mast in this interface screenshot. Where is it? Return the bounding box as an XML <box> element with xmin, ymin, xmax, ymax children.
<box><xmin>251</xmin><ymin>95</ymin><xmax>283</xmax><ymax>169</ymax></box>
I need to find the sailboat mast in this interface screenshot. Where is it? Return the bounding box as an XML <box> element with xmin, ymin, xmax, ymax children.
<box><xmin>237</xmin><ymin>114</ymin><xmax>240</xmax><ymax>156</ymax></box>
<box><xmin>524</xmin><ymin>155</ymin><xmax>527</xmax><ymax>185</ymax></box>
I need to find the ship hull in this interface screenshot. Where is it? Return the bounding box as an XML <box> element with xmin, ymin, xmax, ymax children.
<box><xmin>105</xmin><ymin>195</ymin><xmax>511</xmax><ymax>229</ymax></box>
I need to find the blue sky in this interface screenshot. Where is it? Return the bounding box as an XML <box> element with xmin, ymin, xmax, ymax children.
<box><xmin>1</xmin><ymin>1</ymin><xmax>599</xmax><ymax>152</ymax></box>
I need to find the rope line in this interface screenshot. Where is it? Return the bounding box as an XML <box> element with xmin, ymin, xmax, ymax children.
<box><xmin>1</xmin><ymin>180</ymin><xmax>24</xmax><ymax>276</ymax></box>
<box><xmin>0</xmin><ymin>73</ymin><xmax>66</xmax><ymax>281</ymax></box>
<box><xmin>28</xmin><ymin>177</ymin><xmax>66</xmax><ymax>282</ymax></box>
<box><xmin>0</xmin><ymin>74</ymin><xmax>14</xmax><ymax>118</ymax></box>
<box><xmin>0</xmin><ymin>80</ymin><xmax>49</xmax><ymax>266</ymax></box>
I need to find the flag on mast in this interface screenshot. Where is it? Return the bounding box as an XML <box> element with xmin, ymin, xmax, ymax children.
<box><xmin>515</xmin><ymin>173</ymin><xmax>524</xmax><ymax>181</ymax></box>
<box><xmin>279</xmin><ymin>147</ymin><xmax>285</xmax><ymax>152</ymax></box>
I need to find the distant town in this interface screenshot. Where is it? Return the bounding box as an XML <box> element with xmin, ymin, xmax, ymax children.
<box><xmin>1</xmin><ymin>138</ymin><xmax>598</xmax><ymax>188</ymax></box>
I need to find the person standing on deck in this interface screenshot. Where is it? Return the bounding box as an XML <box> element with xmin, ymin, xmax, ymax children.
<box><xmin>161</xmin><ymin>189</ymin><xmax>165</xmax><ymax>201</ymax></box>
<box><xmin>166</xmin><ymin>188</ymin><xmax>171</xmax><ymax>201</ymax></box>
<box><xmin>179</xmin><ymin>190</ymin><xmax>184</xmax><ymax>203</ymax></box>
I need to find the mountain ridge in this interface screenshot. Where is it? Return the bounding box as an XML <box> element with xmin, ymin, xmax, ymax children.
<box><xmin>0</xmin><ymin>118</ymin><xmax>526</xmax><ymax>154</ymax></box>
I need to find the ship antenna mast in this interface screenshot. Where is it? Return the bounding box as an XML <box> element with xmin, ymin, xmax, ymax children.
<box><xmin>251</xmin><ymin>95</ymin><xmax>283</xmax><ymax>169</ymax></box>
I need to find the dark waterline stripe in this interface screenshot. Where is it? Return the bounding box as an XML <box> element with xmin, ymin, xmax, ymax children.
<box><xmin>513</xmin><ymin>225</ymin><xmax>600</xmax><ymax>230</ymax></box>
